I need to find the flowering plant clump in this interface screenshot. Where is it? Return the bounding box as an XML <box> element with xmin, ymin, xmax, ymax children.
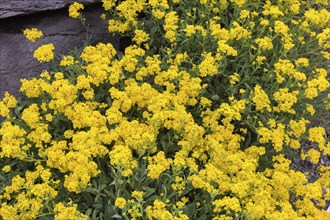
<box><xmin>1</xmin><ymin>0</ymin><xmax>330</xmax><ymax>219</ymax></box>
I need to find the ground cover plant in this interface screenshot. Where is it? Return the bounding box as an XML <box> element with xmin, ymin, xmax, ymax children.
<box><xmin>0</xmin><ymin>0</ymin><xmax>330</xmax><ymax>219</ymax></box>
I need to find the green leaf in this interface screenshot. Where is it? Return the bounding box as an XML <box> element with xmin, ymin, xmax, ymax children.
<box><xmin>81</xmin><ymin>191</ymin><xmax>94</xmax><ymax>204</ymax></box>
<box><xmin>182</xmin><ymin>203</ymin><xmax>196</xmax><ymax>218</ymax></box>
<box><xmin>141</xmin><ymin>186</ymin><xmax>156</xmax><ymax>198</ymax></box>
<box><xmin>111</xmin><ymin>214</ymin><xmax>122</xmax><ymax>219</ymax></box>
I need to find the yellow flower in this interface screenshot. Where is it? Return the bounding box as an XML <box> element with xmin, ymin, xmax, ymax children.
<box><xmin>60</xmin><ymin>55</ymin><xmax>75</xmax><ymax>66</ymax></box>
<box><xmin>200</xmin><ymin>97</ymin><xmax>211</xmax><ymax>107</ymax></box>
<box><xmin>151</xmin><ymin>9</ymin><xmax>165</xmax><ymax>19</ymax></box>
<box><xmin>0</xmin><ymin>92</ymin><xmax>17</xmax><ymax>118</ymax></box>
<box><xmin>2</xmin><ymin>165</ymin><xmax>11</xmax><ymax>173</ymax></box>
<box><xmin>213</xmin><ymin>197</ymin><xmax>241</xmax><ymax>212</ymax></box>
<box><xmin>295</xmin><ymin>58</ymin><xmax>309</xmax><ymax>67</ymax></box>
<box><xmin>258</xmin><ymin>124</ymin><xmax>286</xmax><ymax>152</ymax></box>
<box><xmin>273</xmin><ymin>88</ymin><xmax>298</xmax><ymax>114</ymax></box>
<box><xmin>230</xmin><ymin>0</ymin><xmax>246</xmax><ymax>7</ymax></box>
<box><xmin>128</xmin><ymin>205</ymin><xmax>143</xmax><ymax>219</ymax></box>
<box><xmin>133</xmin><ymin>29</ymin><xmax>149</xmax><ymax>44</ymax></box>
<box><xmin>23</xmin><ymin>28</ymin><xmax>43</xmax><ymax>42</ymax></box>
<box><xmin>229</xmin><ymin>22</ymin><xmax>251</xmax><ymax>40</ymax></box>
<box><xmin>147</xmin><ymin>151</ymin><xmax>171</xmax><ymax>179</ymax></box>
<box><xmin>321</xmin><ymin>51</ymin><xmax>330</xmax><ymax>60</ymax></box>
<box><xmin>0</xmin><ymin>122</ymin><xmax>28</xmax><ymax>159</ymax></box>
<box><xmin>198</xmin><ymin>52</ymin><xmax>218</xmax><ymax>77</ymax></box>
<box><xmin>256</xmin><ymin>56</ymin><xmax>266</xmax><ymax>64</ymax></box>
<box><xmin>304</xmin><ymin>9</ymin><xmax>330</xmax><ymax>28</ymax></box>
<box><xmin>109</xmin><ymin>145</ymin><xmax>137</xmax><ymax>176</ymax></box>
<box><xmin>172</xmin><ymin>176</ymin><xmax>186</xmax><ymax>195</ymax></box>
<box><xmin>289</xmin><ymin>119</ymin><xmax>308</xmax><ymax>138</ymax></box>
<box><xmin>115</xmin><ymin>197</ymin><xmax>126</xmax><ymax>209</ymax></box>
<box><xmin>100</xmin><ymin>13</ymin><xmax>106</xmax><ymax>20</ymax></box>
<box><xmin>255</xmin><ymin>36</ymin><xmax>273</xmax><ymax>50</ymax></box>
<box><xmin>185</xmin><ymin>24</ymin><xmax>196</xmax><ymax>37</ymax></box>
<box><xmin>69</xmin><ymin>2</ymin><xmax>84</xmax><ymax>18</ymax></box>
<box><xmin>274</xmin><ymin>20</ymin><xmax>289</xmax><ymax>35</ymax></box>
<box><xmin>217</xmin><ymin>40</ymin><xmax>237</xmax><ymax>57</ymax></box>
<box><xmin>229</xmin><ymin>72</ymin><xmax>239</xmax><ymax>85</ymax></box>
<box><xmin>54</xmin><ymin>203</ymin><xmax>88</xmax><ymax>220</ymax></box>
<box><xmin>45</xmin><ymin>113</ymin><xmax>53</xmax><ymax>122</ymax></box>
<box><xmin>21</xmin><ymin>104</ymin><xmax>41</xmax><ymax>129</ymax></box>
<box><xmin>102</xmin><ymin>0</ymin><xmax>115</xmax><ymax>10</ymax></box>
<box><xmin>239</xmin><ymin>10</ymin><xmax>250</xmax><ymax>19</ymax></box>
<box><xmin>306</xmin><ymin>104</ymin><xmax>315</xmax><ymax>115</ymax></box>
<box><xmin>33</xmin><ymin>44</ymin><xmax>55</xmax><ymax>63</ymax></box>
<box><xmin>262</xmin><ymin>1</ymin><xmax>284</xmax><ymax>18</ymax></box>
<box><xmin>252</xmin><ymin>85</ymin><xmax>272</xmax><ymax>112</ymax></box>
<box><xmin>303</xmin><ymin>149</ymin><xmax>321</xmax><ymax>164</ymax></box>
<box><xmin>289</xmin><ymin>139</ymin><xmax>301</xmax><ymax>149</ymax></box>
<box><xmin>308</xmin><ymin>127</ymin><xmax>326</xmax><ymax>149</ymax></box>
<box><xmin>164</xmin><ymin>11</ymin><xmax>179</xmax><ymax>42</ymax></box>
<box><xmin>2</xmin><ymin>92</ymin><xmax>17</xmax><ymax>109</ymax></box>
<box><xmin>132</xmin><ymin>191</ymin><xmax>144</xmax><ymax>200</ymax></box>
<box><xmin>108</xmin><ymin>19</ymin><xmax>131</xmax><ymax>33</ymax></box>
<box><xmin>260</xmin><ymin>19</ymin><xmax>269</xmax><ymax>26</ymax></box>
<box><xmin>146</xmin><ymin>200</ymin><xmax>174</xmax><ymax>219</ymax></box>
<box><xmin>209</xmin><ymin>21</ymin><xmax>230</xmax><ymax>41</ymax></box>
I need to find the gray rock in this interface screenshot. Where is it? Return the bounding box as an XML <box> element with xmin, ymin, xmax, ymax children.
<box><xmin>0</xmin><ymin>4</ymin><xmax>119</xmax><ymax>99</ymax></box>
<box><xmin>0</xmin><ymin>0</ymin><xmax>101</xmax><ymax>19</ymax></box>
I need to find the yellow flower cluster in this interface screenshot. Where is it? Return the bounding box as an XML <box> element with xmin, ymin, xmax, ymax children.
<box><xmin>304</xmin><ymin>68</ymin><xmax>330</xmax><ymax>99</ymax></box>
<box><xmin>0</xmin><ymin>166</ymin><xmax>58</xmax><ymax>219</ymax></box>
<box><xmin>0</xmin><ymin>122</ymin><xmax>27</xmax><ymax>159</ymax></box>
<box><xmin>60</xmin><ymin>55</ymin><xmax>75</xmax><ymax>66</ymax></box>
<box><xmin>274</xmin><ymin>20</ymin><xmax>294</xmax><ymax>51</ymax></box>
<box><xmin>229</xmin><ymin>72</ymin><xmax>239</xmax><ymax>85</ymax></box>
<box><xmin>273</xmin><ymin>88</ymin><xmax>299</xmax><ymax>114</ymax></box>
<box><xmin>147</xmin><ymin>151</ymin><xmax>172</xmax><ymax>179</ymax></box>
<box><xmin>0</xmin><ymin>92</ymin><xmax>17</xmax><ymax>118</ymax></box>
<box><xmin>274</xmin><ymin>59</ymin><xmax>307</xmax><ymax>83</ymax></box>
<box><xmin>255</xmin><ymin>36</ymin><xmax>273</xmax><ymax>50</ymax></box>
<box><xmin>164</xmin><ymin>11</ymin><xmax>179</xmax><ymax>43</ymax></box>
<box><xmin>132</xmin><ymin>29</ymin><xmax>149</xmax><ymax>44</ymax></box>
<box><xmin>198</xmin><ymin>52</ymin><xmax>218</xmax><ymax>77</ymax></box>
<box><xmin>109</xmin><ymin>145</ymin><xmax>138</xmax><ymax>176</ymax></box>
<box><xmin>23</xmin><ymin>28</ymin><xmax>43</xmax><ymax>42</ymax></box>
<box><xmin>262</xmin><ymin>1</ymin><xmax>284</xmax><ymax>18</ymax></box>
<box><xmin>252</xmin><ymin>85</ymin><xmax>272</xmax><ymax>112</ymax></box>
<box><xmin>115</xmin><ymin>197</ymin><xmax>127</xmax><ymax>209</ymax></box>
<box><xmin>33</xmin><ymin>43</ymin><xmax>55</xmax><ymax>63</ymax></box>
<box><xmin>213</xmin><ymin>197</ymin><xmax>241</xmax><ymax>213</ymax></box>
<box><xmin>54</xmin><ymin>203</ymin><xmax>88</xmax><ymax>220</ymax></box>
<box><xmin>317</xmin><ymin>28</ymin><xmax>330</xmax><ymax>48</ymax></box>
<box><xmin>171</xmin><ymin>176</ymin><xmax>186</xmax><ymax>195</ymax></box>
<box><xmin>146</xmin><ymin>199</ymin><xmax>189</xmax><ymax>220</ymax></box>
<box><xmin>68</xmin><ymin>2</ymin><xmax>84</xmax><ymax>18</ymax></box>
<box><xmin>304</xmin><ymin>8</ymin><xmax>330</xmax><ymax>28</ymax></box>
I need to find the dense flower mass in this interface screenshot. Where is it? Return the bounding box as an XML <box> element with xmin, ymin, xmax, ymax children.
<box><xmin>1</xmin><ymin>0</ymin><xmax>330</xmax><ymax>219</ymax></box>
